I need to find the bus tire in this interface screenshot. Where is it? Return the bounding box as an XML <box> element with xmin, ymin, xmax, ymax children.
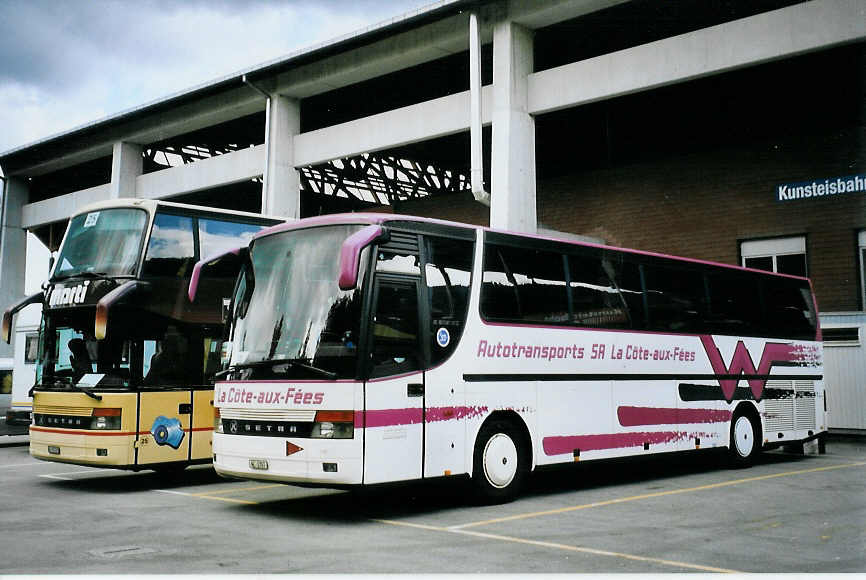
<box><xmin>471</xmin><ymin>419</ymin><xmax>528</xmax><ymax>504</ymax></box>
<box><xmin>728</xmin><ymin>407</ymin><xmax>761</xmax><ymax>467</ymax></box>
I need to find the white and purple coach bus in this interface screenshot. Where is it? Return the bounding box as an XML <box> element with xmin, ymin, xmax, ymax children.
<box><xmin>190</xmin><ymin>213</ymin><xmax>825</xmax><ymax>503</ymax></box>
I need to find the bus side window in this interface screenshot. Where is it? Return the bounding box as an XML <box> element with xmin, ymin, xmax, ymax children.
<box><xmin>642</xmin><ymin>264</ymin><xmax>707</xmax><ymax>333</ymax></box>
<box><xmin>481</xmin><ymin>244</ymin><xmax>569</xmax><ymax>324</ymax></box>
<box><xmin>424</xmin><ymin>236</ymin><xmax>473</xmax><ymax>365</ymax></box>
<box><xmin>567</xmin><ymin>251</ymin><xmax>629</xmax><ymax>328</ymax></box>
<box><xmin>603</xmin><ymin>255</ymin><xmax>646</xmax><ymax>330</ymax></box>
<box><xmin>143</xmin><ymin>213</ymin><xmax>195</xmax><ymax>277</ymax></box>
<box><xmin>198</xmin><ymin>218</ymin><xmax>262</xmax><ymax>258</ymax></box>
<box><xmin>706</xmin><ymin>271</ymin><xmax>763</xmax><ymax>337</ymax></box>
<box><xmin>761</xmin><ymin>277</ymin><xmax>816</xmax><ymax>340</ymax></box>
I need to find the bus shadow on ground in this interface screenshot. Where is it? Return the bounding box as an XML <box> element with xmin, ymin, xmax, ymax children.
<box><xmin>526</xmin><ymin>447</ymin><xmax>813</xmax><ymax>499</ymax></box>
<box><xmin>39</xmin><ymin>465</ymin><xmax>223</xmax><ymax>493</ymax></box>
<box><xmin>235</xmin><ymin>477</ymin><xmax>476</xmax><ymax>523</ymax></box>
<box><xmin>229</xmin><ymin>447</ymin><xmax>817</xmax><ymax>523</ymax></box>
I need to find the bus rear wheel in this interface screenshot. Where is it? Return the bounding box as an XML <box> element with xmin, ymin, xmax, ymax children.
<box><xmin>728</xmin><ymin>409</ymin><xmax>761</xmax><ymax>467</ymax></box>
<box><xmin>471</xmin><ymin>419</ymin><xmax>528</xmax><ymax>504</ymax></box>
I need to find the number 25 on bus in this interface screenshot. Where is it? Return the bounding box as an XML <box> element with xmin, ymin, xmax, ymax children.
<box><xmin>193</xmin><ymin>213</ymin><xmax>825</xmax><ymax>503</ymax></box>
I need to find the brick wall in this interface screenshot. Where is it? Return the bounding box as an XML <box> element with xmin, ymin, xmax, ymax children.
<box><xmin>538</xmin><ymin>130</ymin><xmax>866</xmax><ymax>312</ymax></box>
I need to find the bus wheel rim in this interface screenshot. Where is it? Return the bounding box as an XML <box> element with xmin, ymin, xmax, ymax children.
<box><xmin>483</xmin><ymin>433</ymin><xmax>518</xmax><ymax>488</ymax></box>
<box><xmin>733</xmin><ymin>416</ymin><xmax>754</xmax><ymax>457</ymax></box>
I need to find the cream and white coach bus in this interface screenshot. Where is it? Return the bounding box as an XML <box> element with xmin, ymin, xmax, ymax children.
<box><xmin>3</xmin><ymin>198</ymin><xmax>281</xmax><ymax>471</ymax></box>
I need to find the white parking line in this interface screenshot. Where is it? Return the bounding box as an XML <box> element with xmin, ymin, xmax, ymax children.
<box><xmin>375</xmin><ymin>518</ymin><xmax>740</xmax><ymax>573</ymax></box>
<box><xmin>38</xmin><ymin>468</ymin><xmax>115</xmax><ymax>480</ymax></box>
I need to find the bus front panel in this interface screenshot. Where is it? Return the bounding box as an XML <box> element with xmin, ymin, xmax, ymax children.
<box><xmin>30</xmin><ymin>391</ymin><xmax>137</xmax><ymax>466</ymax></box>
<box><xmin>213</xmin><ymin>381</ymin><xmax>364</xmax><ymax>485</ymax></box>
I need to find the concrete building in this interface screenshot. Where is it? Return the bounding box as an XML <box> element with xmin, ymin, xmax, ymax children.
<box><xmin>1</xmin><ymin>0</ymin><xmax>864</xmax><ymax>430</ymax></box>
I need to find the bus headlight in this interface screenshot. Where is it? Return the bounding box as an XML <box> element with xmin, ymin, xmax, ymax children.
<box><xmin>214</xmin><ymin>408</ymin><xmax>223</xmax><ymax>434</ymax></box>
<box><xmin>90</xmin><ymin>408</ymin><xmax>121</xmax><ymax>430</ymax></box>
<box><xmin>310</xmin><ymin>411</ymin><xmax>354</xmax><ymax>439</ymax></box>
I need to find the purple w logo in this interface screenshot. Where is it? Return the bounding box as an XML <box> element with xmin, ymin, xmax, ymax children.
<box><xmin>699</xmin><ymin>336</ymin><xmax>798</xmax><ymax>402</ymax></box>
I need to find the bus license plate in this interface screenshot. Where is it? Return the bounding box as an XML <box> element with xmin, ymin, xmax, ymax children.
<box><xmin>48</xmin><ymin>446</ymin><xmax>60</xmax><ymax>455</ymax></box>
<box><xmin>249</xmin><ymin>459</ymin><xmax>269</xmax><ymax>470</ymax></box>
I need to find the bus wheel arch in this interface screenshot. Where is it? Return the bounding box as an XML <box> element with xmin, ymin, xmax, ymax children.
<box><xmin>728</xmin><ymin>402</ymin><xmax>762</xmax><ymax>467</ymax></box>
<box><xmin>470</xmin><ymin>411</ymin><xmax>532</xmax><ymax>504</ymax></box>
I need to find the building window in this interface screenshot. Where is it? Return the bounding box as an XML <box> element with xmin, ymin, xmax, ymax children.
<box><xmin>822</xmin><ymin>327</ymin><xmax>860</xmax><ymax>347</ymax></box>
<box><xmin>859</xmin><ymin>231</ymin><xmax>866</xmax><ymax>310</ymax></box>
<box><xmin>741</xmin><ymin>236</ymin><xmax>807</xmax><ymax>277</ymax></box>
<box><xmin>24</xmin><ymin>333</ymin><xmax>39</xmax><ymax>364</ymax></box>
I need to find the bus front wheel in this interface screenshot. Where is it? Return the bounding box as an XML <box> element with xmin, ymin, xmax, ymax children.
<box><xmin>728</xmin><ymin>409</ymin><xmax>761</xmax><ymax>467</ymax></box>
<box><xmin>471</xmin><ymin>419</ymin><xmax>528</xmax><ymax>504</ymax></box>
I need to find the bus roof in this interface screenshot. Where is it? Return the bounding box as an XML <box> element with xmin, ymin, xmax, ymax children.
<box><xmin>70</xmin><ymin>198</ymin><xmax>285</xmax><ymax>223</ymax></box>
<box><xmin>251</xmin><ymin>212</ymin><xmax>812</xmax><ymax>283</ymax></box>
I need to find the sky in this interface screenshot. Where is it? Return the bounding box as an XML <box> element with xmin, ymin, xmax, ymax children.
<box><xmin>0</xmin><ymin>0</ymin><xmax>433</xmax><ymax>297</ymax></box>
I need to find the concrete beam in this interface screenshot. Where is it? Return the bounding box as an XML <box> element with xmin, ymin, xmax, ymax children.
<box><xmin>21</xmin><ymin>146</ymin><xmax>264</xmax><ymax>228</ymax></box>
<box><xmin>275</xmin><ymin>13</ymin><xmax>474</xmax><ymax>98</ymax></box>
<box><xmin>21</xmin><ymin>184</ymin><xmax>111</xmax><ymax>229</ymax></box>
<box><xmin>135</xmin><ymin>144</ymin><xmax>265</xmax><ymax>201</ymax></box>
<box><xmin>294</xmin><ymin>87</ymin><xmax>492</xmax><ymax>168</ymax></box>
<box><xmin>8</xmin><ymin>86</ymin><xmax>265</xmax><ymax>178</ymax></box>
<box><xmin>527</xmin><ymin>0</ymin><xmax>866</xmax><ymax>115</ymax></box>
<box><xmin>507</xmin><ymin>0</ymin><xmax>628</xmax><ymax>29</ymax></box>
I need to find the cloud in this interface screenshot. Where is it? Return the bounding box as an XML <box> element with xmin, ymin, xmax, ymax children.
<box><xmin>0</xmin><ymin>0</ymin><xmax>429</xmax><ymax>153</ymax></box>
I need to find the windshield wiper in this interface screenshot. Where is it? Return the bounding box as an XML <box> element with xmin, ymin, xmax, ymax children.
<box><xmin>71</xmin><ymin>382</ymin><xmax>103</xmax><ymax>401</ymax></box>
<box><xmin>280</xmin><ymin>360</ymin><xmax>338</xmax><ymax>380</ymax></box>
<box><xmin>224</xmin><ymin>357</ymin><xmax>338</xmax><ymax>380</ymax></box>
<box><xmin>53</xmin><ymin>271</ymin><xmax>110</xmax><ymax>282</ymax></box>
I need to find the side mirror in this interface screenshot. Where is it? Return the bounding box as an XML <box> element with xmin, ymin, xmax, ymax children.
<box><xmin>2</xmin><ymin>292</ymin><xmax>43</xmax><ymax>344</ymax></box>
<box><xmin>188</xmin><ymin>247</ymin><xmax>246</xmax><ymax>303</ymax></box>
<box><xmin>95</xmin><ymin>281</ymin><xmax>145</xmax><ymax>340</ymax></box>
<box><xmin>338</xmin><ymin>225</ymin><xmax>388</xmax><ymax>290</ymax></box>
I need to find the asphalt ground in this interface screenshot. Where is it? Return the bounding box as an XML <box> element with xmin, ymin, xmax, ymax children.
<box><xmin>0</xmin><ymin>434</ymin><xmax>863</xmax><ymax>574</ymax></box>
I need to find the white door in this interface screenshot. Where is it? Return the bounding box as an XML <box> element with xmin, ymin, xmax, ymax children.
<box><xmin>363</xmin><ymin>276</ymin><xmax>425</xmax><ymax>484</ymax></box>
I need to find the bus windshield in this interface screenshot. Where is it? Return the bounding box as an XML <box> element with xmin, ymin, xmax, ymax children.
<box><xmin>37</xmin><ymin>314</ymin><xmax>218</xmax><ymax>390</ymax></box>
<box><xmin>53</xmin><ymin>208</ymin><xmax>148</xmax><ymax>280</ymax></box>
<box><xmin>227</xmin><ymin>225</ymin><xmax>366</xmax><ymax>380</ymax></box>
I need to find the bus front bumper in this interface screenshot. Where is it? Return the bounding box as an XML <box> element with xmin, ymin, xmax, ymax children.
<box><xmin>213</xmin><ymin>433</ymin><xmax>362</xmax><ymax>485</ymax></box>
<box><xmin>29</xmin><ymin>427</ymin><xmax>135</xmax><ymax>467</ymax></box>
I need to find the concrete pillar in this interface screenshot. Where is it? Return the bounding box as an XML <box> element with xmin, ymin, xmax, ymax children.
<box><xmin>109</xmin><ymin>141</ymin><xmax>143</xmax><ymax>199</ymax></box>
<box><xmin>0</xmin><ymin>177</ymin><xmax>28</xmax><ymax>358</ymax></box>
<box><xmin>489</xmin><ymin>19</ymin><xmax>536</xmax><ymax>234</ymax></box>
<box><xmin>263</xmin><ymin>95</ymin><xmax>301</xmax><ymax>218</ymax></box>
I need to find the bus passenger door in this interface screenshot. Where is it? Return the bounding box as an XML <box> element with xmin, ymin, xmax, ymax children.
<box><xmin>363</xmin><ymin>276</ymin><xmax>425</xmax><ymax>484</ymax></box>
<box><xmin>136</xmin><ymin>391</ymin><xmax>191</xmax><ymax>466</ymax></box>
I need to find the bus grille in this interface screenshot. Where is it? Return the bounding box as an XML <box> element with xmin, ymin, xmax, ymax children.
<box><xmin>33</xmin><ymin>405</ymin><xmax>92</xmax><ymax>416</ymax></box>
<box><xmin>794</xmin><ymin>380</ymin><xmax>816</xmax><ymax>430</ymax></box>
<box><xmin>763</xmin><ymin>380</ymin><xmax>816</xmax><ymax>433</ymax></box>
<box><xmin>220</xmin><ymin>408</ymin><xmax>316</xmax><ymax>422</ymax></box>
